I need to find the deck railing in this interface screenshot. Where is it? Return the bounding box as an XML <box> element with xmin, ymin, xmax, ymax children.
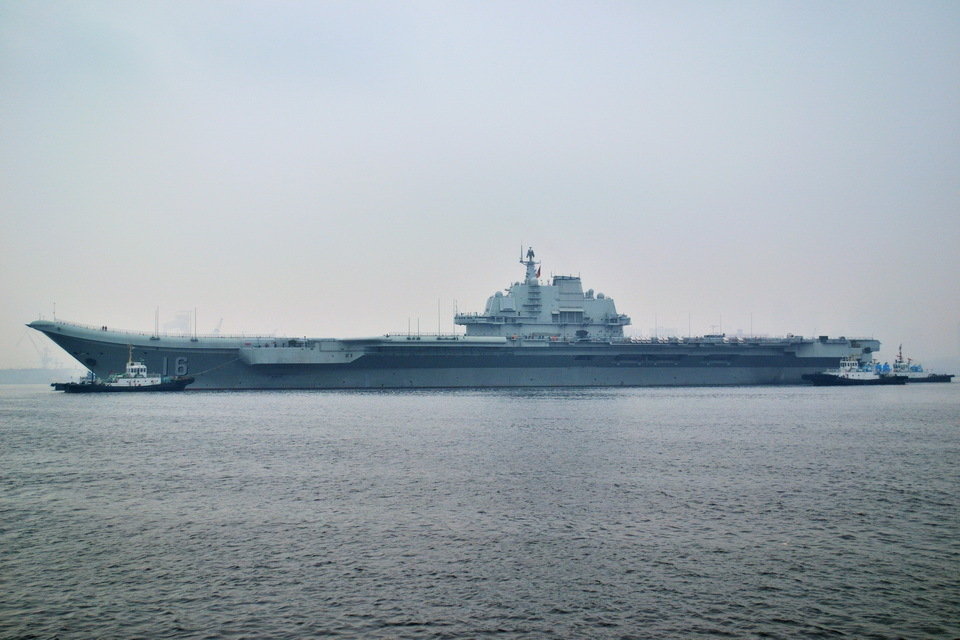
<box><xmin>41</xmin><ymin>319</ymin><xmax>276</xmax><ymax>340</ymax></box>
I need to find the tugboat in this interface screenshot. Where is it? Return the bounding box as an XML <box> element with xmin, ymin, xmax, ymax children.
<box><xmin>52</xmin><ymin>346</ymin><xmax>194</xmax><ymax>393</ymax></box>
<box><xmin>802</xmin><ymin>357</ymin><xmax>907</xmax><ymax>386</ymax></box>
<box><xmin>892</xmin><ymin>345</ymin><xmax>954</xmax><ymax>383</ymax></box>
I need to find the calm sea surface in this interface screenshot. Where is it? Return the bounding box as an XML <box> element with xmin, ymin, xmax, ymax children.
<box><xmin>1</xmin><ymin>384</ymin><xmax>958</xmax><ymax>639</ymax></box>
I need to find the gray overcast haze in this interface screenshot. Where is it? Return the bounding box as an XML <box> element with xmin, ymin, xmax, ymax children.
<box><xmin>2</xmin><ymin>1</ymin><xmax>959</xmax><ymax>370</ymax></box>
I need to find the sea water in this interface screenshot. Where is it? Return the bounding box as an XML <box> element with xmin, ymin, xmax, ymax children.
<box><xmin>1</xmin><ymin>384</ymin><xmax>958</xmax><ymax>639</ymax></box>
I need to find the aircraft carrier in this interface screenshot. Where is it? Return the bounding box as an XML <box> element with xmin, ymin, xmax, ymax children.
<box><xmin>28</xmin><ymin>249</ymin><xmax>880</xmax><ymax>390</ymax></box>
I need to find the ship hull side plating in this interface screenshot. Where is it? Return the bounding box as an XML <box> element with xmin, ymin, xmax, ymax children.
<box><xmin>28</xmin><ymin>321</ymin><xmax>876</xmax><ymax>390</ymax></box>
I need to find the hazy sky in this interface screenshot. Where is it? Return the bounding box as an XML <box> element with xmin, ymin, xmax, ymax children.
<box><xmin>2</xmin><ymin>1</ymin><xmax>959</xmax><ymax>369</ymax></box>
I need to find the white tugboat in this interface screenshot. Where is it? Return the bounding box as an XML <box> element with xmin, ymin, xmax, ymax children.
<box><xmin>802</xmin><ymin>357</ymin><xmax>907</xmax><ymax>386</ymax></box>
<box><xmin>53</xmin><ymin>346</ymin><xmax>194</xmax><ymax>393</ymax></box>
<box><xmin>892</xmin><ymin>345</ymin><xmax>954</xmax><ymax>383</ymax></box>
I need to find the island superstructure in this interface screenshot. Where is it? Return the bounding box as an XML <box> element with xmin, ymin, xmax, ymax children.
<box><xmin>28</xmin><ymin>248</ymin><xmax>881</xmax><ymax>390</ymax></box>
<box><xmin>455</xmin><ymin>248</ymin><xmax>630</xmax><ymax>341</ymax></box>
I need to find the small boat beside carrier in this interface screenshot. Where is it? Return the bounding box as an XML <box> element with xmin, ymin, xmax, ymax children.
<box><xmin>802</xmin><ymin>357</ymin><xmax>907</xmax><ymax>386</ymax></box>
<box><xmin>892</xmin><ymin>345</ymin><xmax>954</xmax><ymax>383</ymax></box>
<box><xmin>52</xmin><ymin>347</ymin><xmax>194</xmax><ymax>393</ymax></box>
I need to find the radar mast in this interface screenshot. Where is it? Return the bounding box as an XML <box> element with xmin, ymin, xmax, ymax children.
<box><xmin>521</xmin><ymin>247</ymin><xmax>540</xmax><ymax>284</ymax></box>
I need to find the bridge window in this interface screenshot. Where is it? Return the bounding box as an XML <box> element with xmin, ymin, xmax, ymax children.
<box><xmin>558</xmin><ymin>311</ymin><xmax>584</xmax><ymax>324</ymax></box>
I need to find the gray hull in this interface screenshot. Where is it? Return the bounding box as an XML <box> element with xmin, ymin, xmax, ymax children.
<box><xmin>28</xmin><ymin>321</ymin><xmax>878</xmax><ymax>390</ymax></box>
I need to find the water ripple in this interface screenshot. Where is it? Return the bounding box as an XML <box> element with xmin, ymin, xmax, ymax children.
<box><xmin>1</xmin><ymin>384</ymin><xmax>958</xmax><ymax>639</ymax></box>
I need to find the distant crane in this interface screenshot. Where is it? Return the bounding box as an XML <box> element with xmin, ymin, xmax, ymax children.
<box><xmin>17</xmin><ymin>328</ymin><xmax>61</xmax><ymax>369</ymax></box>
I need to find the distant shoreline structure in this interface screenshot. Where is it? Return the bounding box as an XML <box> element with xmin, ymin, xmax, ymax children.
<box><xmin>0</xmin><ymin>368</ymin><xmax>86</xmax><ymax>385</ymax></box>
